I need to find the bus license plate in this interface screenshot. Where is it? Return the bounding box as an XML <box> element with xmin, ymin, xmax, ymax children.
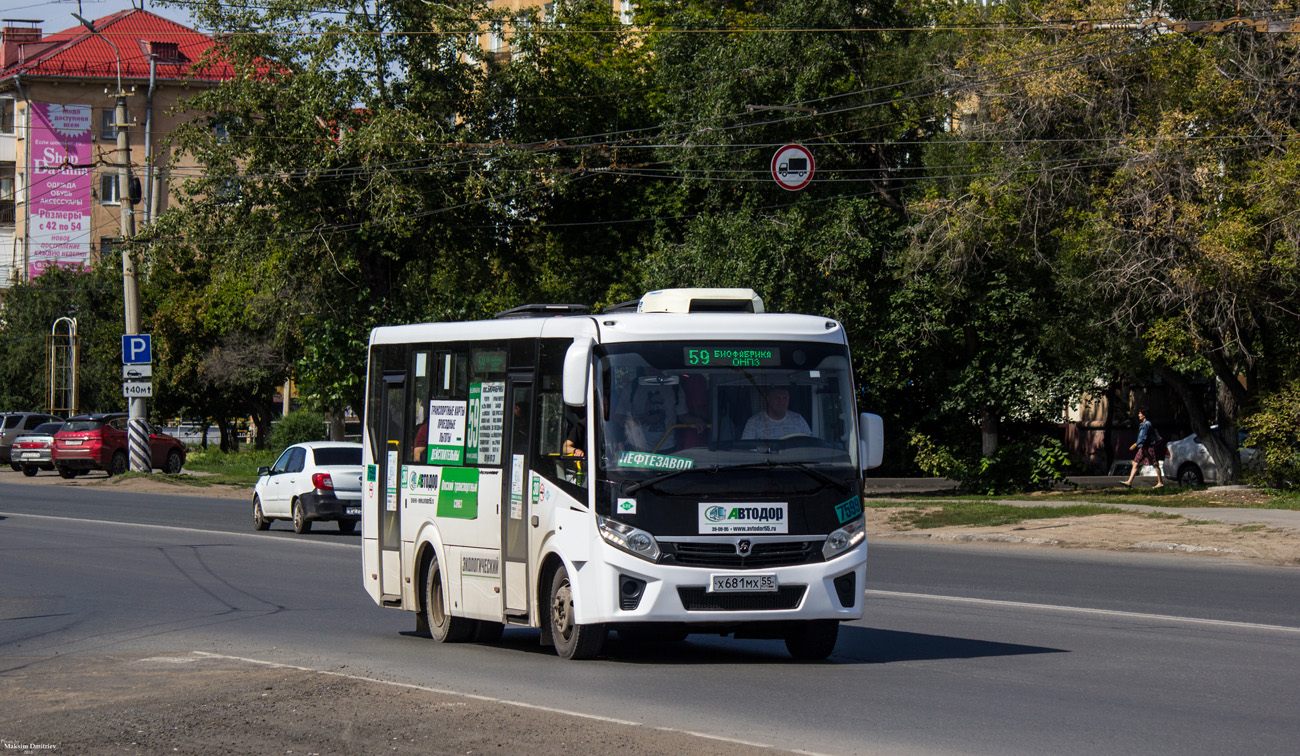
<box><xmin>709</xmin><ymin>574</ymin><xmax>777</xmax><ymax>593</ymax></box>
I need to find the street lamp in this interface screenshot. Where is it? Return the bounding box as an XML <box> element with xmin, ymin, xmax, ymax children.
<box><xmin>73</xmin><ymin>13</ymin><xmax>148</xmax><ymax>473</ymax></box>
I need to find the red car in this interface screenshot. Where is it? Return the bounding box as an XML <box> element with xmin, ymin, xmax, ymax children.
<box><xmin>52</xmin><ymin>413</ymin><xmax>186</xmax><ymax>478</ymax></box>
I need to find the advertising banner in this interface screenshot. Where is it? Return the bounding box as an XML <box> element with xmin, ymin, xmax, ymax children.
<box><xmin>28</xmin><ymin>103</ymin><xmax>92</xmax><ymax>278</ymax></box>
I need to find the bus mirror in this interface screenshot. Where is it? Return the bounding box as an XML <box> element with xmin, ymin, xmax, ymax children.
<box><xmin>563</xmin><ymin>337</ymin><xmax>593</xmax><ymax>406</ymax></box>
<box><xmin>859</xmin><ymin>413</ymin><xmax>883</xmax><ymax>470</ymax></box>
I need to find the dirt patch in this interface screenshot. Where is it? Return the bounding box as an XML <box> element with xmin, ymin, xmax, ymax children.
<box><xmin>3</xmin><ymin>468</ymin><xmax>248</xmax><ymax>500</ymax></box>
<box><xmin>865</xmin><ymin>508</ymin><xmax>1300</xmax><ymax>566</ymax></box>
<box><xmin>0</xmin><ymin>654</ymin><xmax>789</xmax><ymax>756</ymax></box>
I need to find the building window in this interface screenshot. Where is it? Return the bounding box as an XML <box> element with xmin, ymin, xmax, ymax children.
<box><xmin>0</xmin><ymin>163</ymin><xmax>13</xmax><ymax>224</ymax></box>
<box><xmin>620</xmin><ymin>0</ymin><xmax>634</xmax><ymax>25</ymax></box>
<box><xmin>101</xmin><ymin>236</ymin><xmax>117</xmax><ymax>259</ymax></box>
<box><xmin>100</xmin><ymin>173</ymin><xmax>120</xmax><ymax>205</ymax></box>
<box><xmin>100</xmin><ymin>108</ymin><xmax>128</xmax><ymax>141</ymax></box>
<box><xmin>0</xmin><ymin>100</ymin><xmax>14</xmax><ymax>134</ymax></box>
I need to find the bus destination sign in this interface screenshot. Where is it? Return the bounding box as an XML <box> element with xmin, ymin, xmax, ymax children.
<box><xmin>684</xmin><ymin>347</ymin><xmax>781</xmax><ymax>367</ymax></box>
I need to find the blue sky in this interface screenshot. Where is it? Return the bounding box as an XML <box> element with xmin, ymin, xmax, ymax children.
<box><xmin>0</xmin><ymin>1</ymin><xmax>194</xmax><ymax>31</ymax></box>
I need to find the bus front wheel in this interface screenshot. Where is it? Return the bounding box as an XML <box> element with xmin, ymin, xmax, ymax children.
<box><xmin>785</xmin><ymin>620</ymin><xmax>839</xmax><ymax>660</ymax></box>
<box><xmin>549</xmin><ymin>565</ymin><xmax>605</xmax><ymax>660</ymax></box>
<box><xmin>424</xmin><ymin>556</ymin><xmax>473</xmax><ymax>643</ymax></box>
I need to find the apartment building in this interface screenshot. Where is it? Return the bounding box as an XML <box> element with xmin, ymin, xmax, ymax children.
<box><xmin>482</xmin><ymin>0</ymin><xmax>634</xmax><ymax>55</ymax></box>
<box><xmin>0</xmin><ymin>9</ymin><xmax>234</xmax><ymax>287</ymax></box>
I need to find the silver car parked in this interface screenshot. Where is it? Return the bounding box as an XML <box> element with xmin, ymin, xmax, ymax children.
<box><xmin>1166</xmin><ymin>428</ymin><xmax>1258</xmax><ymax>486</ymax></box>
<box><xmin>1</xmin><ymin>412</ymin><xmax>61</xmax><ymax>470</ymax></box>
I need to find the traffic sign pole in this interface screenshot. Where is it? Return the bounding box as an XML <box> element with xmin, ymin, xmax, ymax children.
<box><xmin>122</xmin><ymin>334</ymin><xmax>151</xmax><ymax>473</ymax></box>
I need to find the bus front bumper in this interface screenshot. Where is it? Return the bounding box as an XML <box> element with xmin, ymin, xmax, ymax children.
<box><xmin>573</xmin><ymin>540</ymin><xmax>867</xmax><ymax>626</ymax></box>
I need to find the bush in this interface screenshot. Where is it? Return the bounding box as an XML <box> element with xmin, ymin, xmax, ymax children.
<box><xmin>1240</xmin><ymin>383</ymin><xmax>1300</xmax><ymax>489</ymax></box>
<box><xmin>911</xmin><ymin>433</ymin><xmax>1074</xmax><ymax>495</ymax></box>
<box><xmin>268</xmin><ymin>410</ymin><xmax>327</xmax><ymax>451</ymax></box>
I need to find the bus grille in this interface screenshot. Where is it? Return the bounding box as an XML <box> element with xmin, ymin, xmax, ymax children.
<box><xmin>677</xmin><ymin>586</ymin><xmax>806</xmax><ymax>612</ymax></box>
<box><xmin>663</xmin><ymin>540</ymin><xmax>821</xmax><ymax>569</ymax></box>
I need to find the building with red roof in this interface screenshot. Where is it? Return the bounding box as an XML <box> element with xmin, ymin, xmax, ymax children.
<box><xmin>0</xmin><ymin>9</ymin><xmax>235</xmax><ymax>285</ymax></box>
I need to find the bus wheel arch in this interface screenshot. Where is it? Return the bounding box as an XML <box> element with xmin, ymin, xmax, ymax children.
<box><xmin>420</xmin><ymin>544</ymin><xmax>473</xmax><ymax>643</ymax></box>
<box><xmin>547</xmin><ymin>561</ymin><xmax>606</xmax><ymax>660</ymax></box>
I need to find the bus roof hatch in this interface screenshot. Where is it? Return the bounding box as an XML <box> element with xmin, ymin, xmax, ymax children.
<box><xmin>637</xmin><ymin>288</ymin><xmax>765</xmax><ymax>314</ymax></box>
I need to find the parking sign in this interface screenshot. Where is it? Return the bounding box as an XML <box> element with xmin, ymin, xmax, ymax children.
<box><xmin>122</xmin><ymin>334</ymin><xmax>152</xmax><ymax>365</ymax></box>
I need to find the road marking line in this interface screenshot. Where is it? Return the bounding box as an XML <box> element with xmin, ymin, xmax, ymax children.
<box><xmin>193</xmin><ymin>651</ymin><xmax>822</xmax><ymax>755</ymax></box>
<box><xmin>866</xmin><ymin>589</ymin><xmax>1300</xmax><ymax>633</ymax></box>
<box><xmin>0</xmin><ymin>510</ymin><xmax>358</xmax><ymax>549</ymax></box>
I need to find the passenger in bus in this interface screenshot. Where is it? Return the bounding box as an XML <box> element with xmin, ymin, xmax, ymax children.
<box><xmin>741</xmin><ymin>386</ymin><xmax>811</xmax><ymax>439</ymax></box>
<box><xmin>413</xmin><ymin>405</ymin><xmax>428</xmax><ymax>463</ymax></box>
<box><xmin>628</xmin><ymin>377</ymin><xmax>705</xmax><ymax>452</ymax></box>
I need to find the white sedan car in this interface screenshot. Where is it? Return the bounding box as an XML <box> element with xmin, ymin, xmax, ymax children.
<box><xmin>1165</xmin><ymin>430</ymin><xmax>1257</xmax><ymax>486</ymax></box>
<box><xmin>253</xmin><ymin>442</ymin><xmax>363</xmax><ymax>533</ymax></box>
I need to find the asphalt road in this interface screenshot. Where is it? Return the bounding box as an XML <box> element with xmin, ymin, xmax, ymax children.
<box><xmin>2</xmin><ymin>480</ymin><xmax>1299</xmax><ymax>755</ymax></box>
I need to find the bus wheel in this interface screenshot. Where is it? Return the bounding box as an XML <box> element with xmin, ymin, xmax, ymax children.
<box><xmin>784</xmin><ymin>620</ymin><xmax>839</xmax><ymax>660</ymax></box>
<box><xmin>549</xmin><ymin>565</ymin><xmax>605</xmax><ymax>660</ymax></box>
<box><xmin>425</xmin><ymin>556</ymin><xmax>473</xmax><ymax>643</ymax></box>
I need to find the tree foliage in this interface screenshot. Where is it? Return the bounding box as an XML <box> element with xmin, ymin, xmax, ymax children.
<box><xmin>7</xmin><ymin>0</ymin><xmax>1299</xmax><ymax>482</ymax></box>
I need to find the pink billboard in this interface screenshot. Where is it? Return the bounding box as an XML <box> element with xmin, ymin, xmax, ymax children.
<box><xmin>28</xmin><ymin>102</ymin><xmax>92</xmax><ymax>278</ymax></box>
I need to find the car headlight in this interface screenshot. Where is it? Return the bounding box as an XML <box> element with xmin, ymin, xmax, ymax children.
<box><xmin>822</xmin><ymin>515</ymin><xmax>866</xmax><ymax>560</ymax></box>
<box><xmin>597</xmin><ymin>515</ymin><xmax>660</xmax><ymax>562</ymax></box>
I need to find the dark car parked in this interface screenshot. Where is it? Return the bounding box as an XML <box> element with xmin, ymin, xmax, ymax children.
<box><xmin>1</xmin><ymin>411</ymin><xmax>62</xmax><ymax>470</ymax></box>
<box><xmin>52</xmin><ymin>413</ymin><xmax>186</xmax><ymax>477</ymax></box>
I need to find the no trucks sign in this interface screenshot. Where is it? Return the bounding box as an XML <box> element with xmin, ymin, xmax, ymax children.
<box><xmin>771</xmin><ymin>144</ymin><xmax>815</xmax><ymax>191</ymax></box>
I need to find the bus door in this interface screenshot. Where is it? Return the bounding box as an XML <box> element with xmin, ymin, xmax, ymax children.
<box><xmin>379</xmin><ymin>373</ymin><xmax>405</xmax><ymax>603</ymax></box>
<box><xmin>503</xmin><ymin>374</ymin><xmax>533</xmax><ymax>618</ymax></box>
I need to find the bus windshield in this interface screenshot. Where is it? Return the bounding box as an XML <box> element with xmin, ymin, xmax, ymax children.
<box><xmin>593</xmin><ymin>340</ymin><xmax>859</xmax><ymax>477</ymax></box>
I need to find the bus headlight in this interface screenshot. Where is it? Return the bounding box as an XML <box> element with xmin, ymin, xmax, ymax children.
<box><xmin>822</xmin><ymin>515</ymin><xmax>866</xmax><ymax>560</ymax></box>
<box><xmin>597</xmin><ymin>515</ymin><xmax>661</xmax><ymax>562</ymax></box>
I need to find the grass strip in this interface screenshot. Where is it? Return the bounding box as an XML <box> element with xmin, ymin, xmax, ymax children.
<box><xmin>872</xmin><ymin>501</ymin><xmax>1125</xmax><ymax>529</ymax></box>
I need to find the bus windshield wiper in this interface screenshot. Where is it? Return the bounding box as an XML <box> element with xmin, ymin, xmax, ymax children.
<box><xmin>622</xmin><ymin>465</ymin><xmax>717</xmax><ymax>496</ymax></box>
<box><xmin>622</xmin><ymin>460</ymin><xmax>851</xmax><ymax>496</ymax></box>
<box><xmin>712</xmin><ymin>460</ymin><xmax>853</xmax><ymax>492</ymax></box>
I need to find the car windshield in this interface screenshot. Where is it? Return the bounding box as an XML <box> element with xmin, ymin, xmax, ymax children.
<box><xmin>314</xmin><ymin>447</ymin><xmax>362</xmax><ymax>466</ymax></box>
<box><xmin>31</xmin><ymin>423</ymin><xmax>63</xmax><ymax>435</ymax></box>
<box><xmin>593</xmin><ymin>340</ymin><xmax>859</xmax><ymax>478</ymax></box>
<box><xmin>2</xmin><ymin>415</ymin><xmax>19</xmax><ymax>429</ymax></box>
<box><xmin>63</xmin><ymin>419</ymin><xmax>108</xmax><ymax>432</ymax></box>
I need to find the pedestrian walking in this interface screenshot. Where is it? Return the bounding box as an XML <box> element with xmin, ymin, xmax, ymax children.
<box><xmin>1123</xmin><ymin>410</ymin><xmax>1164</xmax><ymax>488</ymax></box>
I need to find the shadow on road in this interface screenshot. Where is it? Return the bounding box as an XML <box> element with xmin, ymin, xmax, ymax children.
<box><xmin>396</xmin><ymin>624</ymin><xmax>1065</xmax><ymax>665</ymax></box>
<box><xmin>835</xmin><ymin>625</ymin><xmax>1066</xmax><ymax>663</ymax></box>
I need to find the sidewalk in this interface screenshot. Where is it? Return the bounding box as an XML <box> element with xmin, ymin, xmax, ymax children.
<box><xmin>863</xmin><ymin>477</ymin><xmax>1300</xmax><ymax>532</ymax></box>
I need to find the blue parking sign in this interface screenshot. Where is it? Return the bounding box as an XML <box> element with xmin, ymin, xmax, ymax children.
<box><xmin>122</xmin><ymin>334</ymin><xmax>152</xmax><ymax>365</ymax></box>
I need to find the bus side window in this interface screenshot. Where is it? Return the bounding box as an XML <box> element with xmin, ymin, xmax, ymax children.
<box><xmin>409</xmin><ymin>349</ymin><xmax>431</xmax><ymax>464</ymax></box>
<box><xmin>538</xmin><ymin>339</ymin><xmax>585</xmax><ymax>490</ymax></box>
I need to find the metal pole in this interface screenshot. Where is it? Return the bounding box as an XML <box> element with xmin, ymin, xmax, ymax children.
<box><xmin>77</xmin><ymin>13</ymin><xmax>148</xmax><ymax>472</ymax></box>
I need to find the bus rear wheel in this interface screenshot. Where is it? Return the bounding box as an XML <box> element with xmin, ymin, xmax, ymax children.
<box><xmin>784</xmin><ymin>620</ymin><xmax>839</xmax><ymax>660</ymax></box>
<box><xmin>424</xmin><ymin>556</ymin><xmax>473</xmax><ymax>643</ymax></box>
<box><xmin>549</xmin><ymin>565</ymin><xmax>605</xmax><ymax>660</ymax></box>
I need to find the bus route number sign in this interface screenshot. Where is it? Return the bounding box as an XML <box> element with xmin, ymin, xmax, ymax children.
<box><xmin>684</xmin><ymin>347</ymin><xmax>781</xmax><ymax>368</ymax></box>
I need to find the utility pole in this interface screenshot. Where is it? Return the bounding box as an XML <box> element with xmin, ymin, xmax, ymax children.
<box><xmin>76</xmin><ymin>12</ymin><xmax>149</xmax><ymax>473</ymax></box>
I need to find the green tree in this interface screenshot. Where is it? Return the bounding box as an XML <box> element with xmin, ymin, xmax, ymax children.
<box><xmin>909</xmin><ymin>0</ymin><xmax>1300</xmax><ymax>481</ymax></box>
<box><xmin>0</xmin><ymin>264</ymin><xmax>125</xmax><ymax>416</ymax></box>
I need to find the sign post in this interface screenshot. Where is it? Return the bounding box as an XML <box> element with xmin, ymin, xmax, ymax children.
<box><xmin>121</xmin><ymin>334</ymin><xmax>152</xmax><ymax>473</ymax></box>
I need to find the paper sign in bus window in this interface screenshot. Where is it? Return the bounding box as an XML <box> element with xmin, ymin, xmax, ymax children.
<box><xmin>427</xmin><ymin>400</ymin><xmax>467</xmax><ymax>465</ymax></box>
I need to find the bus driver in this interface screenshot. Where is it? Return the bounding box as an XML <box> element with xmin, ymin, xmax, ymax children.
<box><xmin>741</xmin><ymin>386</ymin><xmax>811</xmax><ymax>439</ymax></box>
